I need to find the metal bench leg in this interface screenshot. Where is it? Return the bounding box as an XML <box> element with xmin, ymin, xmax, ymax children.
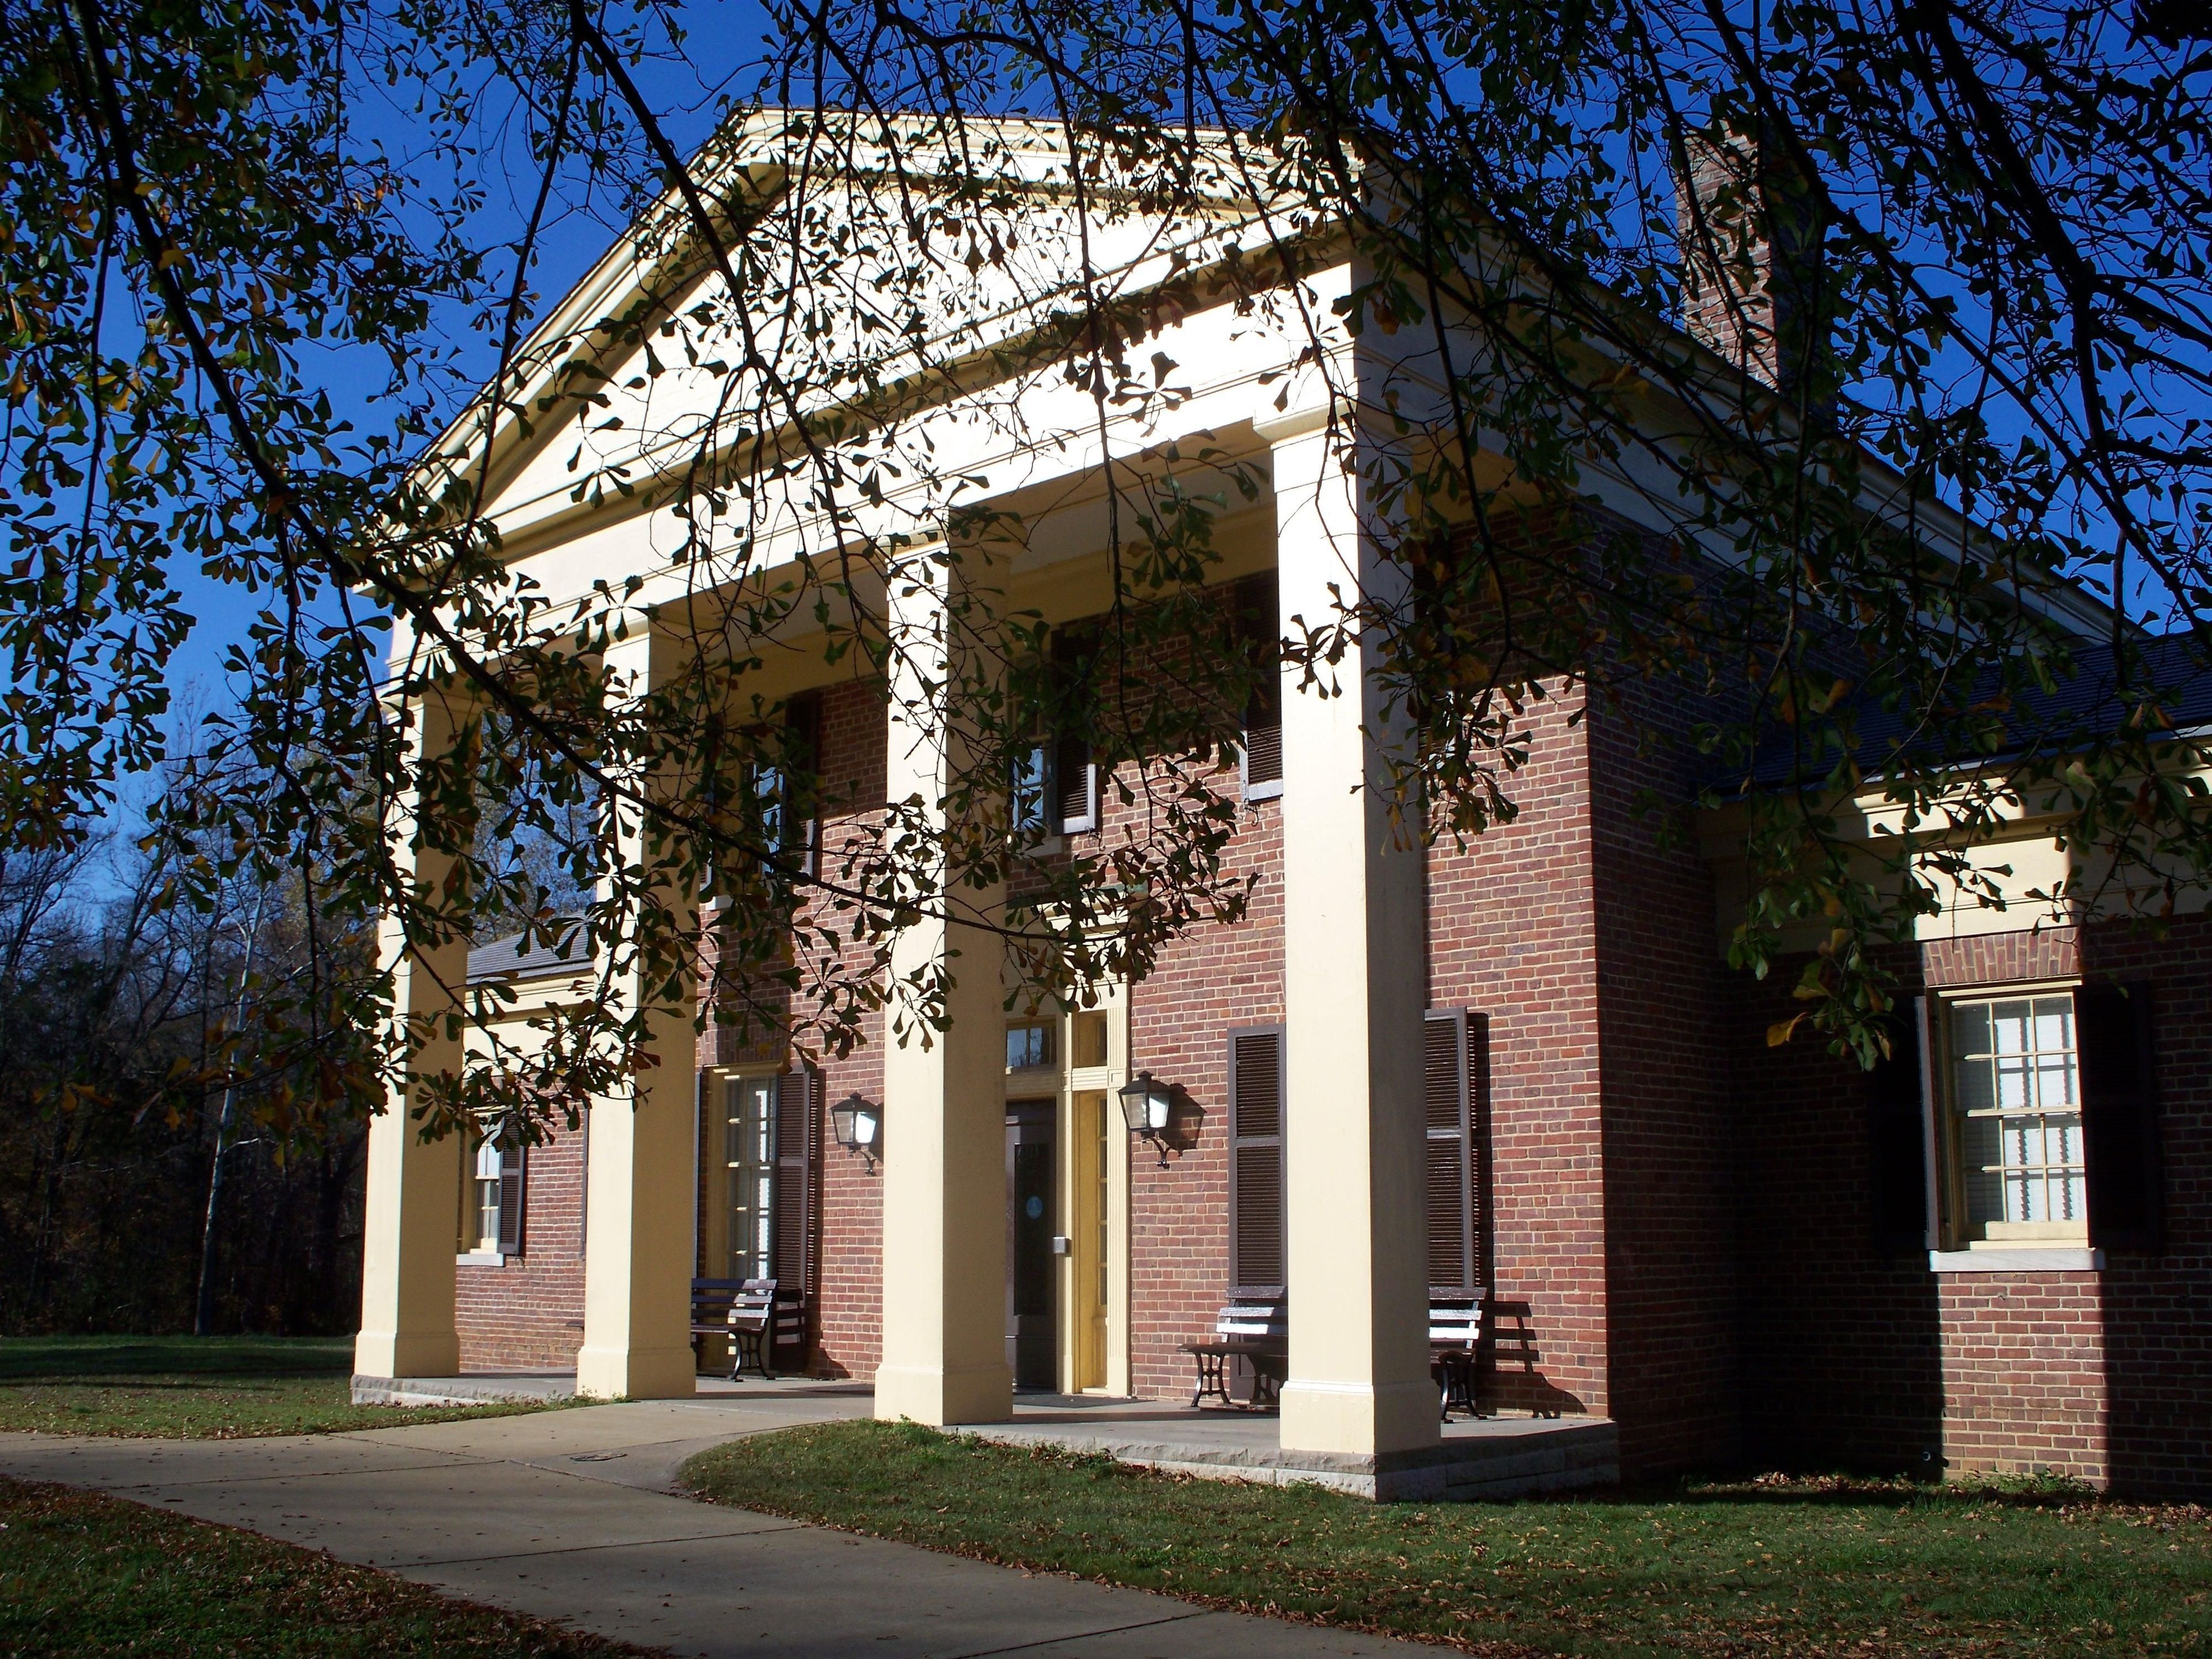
<box><xmin>1190</xmin><ymin>1350</ymin><xmax>1232</xmax><ymax>1409</ymax></box>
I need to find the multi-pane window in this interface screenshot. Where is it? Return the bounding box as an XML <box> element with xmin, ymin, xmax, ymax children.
<box><xmin>1006</xmin><ymin>1021</ymin><xmax>1054</xmax><ymax>1071</ymax></box>
<box><xmin>1949</xmin><ymin>995</ymin><xmax>2088</xmax><ymax>1242</ymax></box>
<box><xmin>1009</xmin><ymin>745</ymin><xmax>1051</xmax><ymax>836</ymax></box>
<box><xmin>726</xmin><ymin>1075</ymin><xmax>777</xmax><ymax>1281</ymax></box>
<box><xmin>472</xmin><ymin>1139</ymin><xmax>503</xmax><ymax>1255</ymax></box>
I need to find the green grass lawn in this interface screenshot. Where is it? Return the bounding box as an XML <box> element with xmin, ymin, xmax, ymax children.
<box><xmin>0</xmin><ymin>1335</ymin><xmax>560</xmax><ymax>1438</ymax></box>
<box><xmin>0</xmin><ymin>1474</ymin><xmax>651</xmax><ymax>1657</ymax></box>
<box><xmin>680</xmin><ymin>1419</ymin><xmax>2212</xmax><ymax>1658</ymax></box>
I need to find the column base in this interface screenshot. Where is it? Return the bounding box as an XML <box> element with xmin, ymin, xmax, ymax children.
<box><xmin>353</xmin><ymin>1330</ymin><xmax>459</xmax><ymax>1381</ymax></box>
<box><xmin>1279</xmin><ymin>1377</ymin><xmax>1440</xmax><ymax>1457</ymax></box>
<box><xmin>873</xmin><ymin>1361</ymin><xmax>1013</xmax><ymax>1426</ymax></box>
<box><xmin>575</xmin><ymin>1343</ymin><xmax>698</xmax><ymax>1400</ymax></box>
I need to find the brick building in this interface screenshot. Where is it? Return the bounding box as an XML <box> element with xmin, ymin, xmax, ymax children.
<box><xmin>355</xmin><ymin>112</ymin><xmax>2210</xmax><ymax>1498</ymax></box>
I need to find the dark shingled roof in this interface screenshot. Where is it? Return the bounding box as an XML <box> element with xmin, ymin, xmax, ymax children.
<box><xmin>466</xmin><ymin>919</ymin><xmax>589</xmax><ymax>985</ymax></box>
<box><xmin>1731</xmin><ymin>633</ymin><xmax>2212</xmax><ymax>792</ymax></box>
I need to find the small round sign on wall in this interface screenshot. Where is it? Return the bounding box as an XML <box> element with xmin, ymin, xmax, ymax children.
<box><xmin>1024</xmin><ymin>1195</ymin><xmax>1044</xmax><ymax>1219</ymax></box>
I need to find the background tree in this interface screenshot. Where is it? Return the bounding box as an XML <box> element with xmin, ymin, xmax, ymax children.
<box><xmin>0</xmin><ymin>0</ymin><xmax>2206</xmax><ymax>1210</ymax></box>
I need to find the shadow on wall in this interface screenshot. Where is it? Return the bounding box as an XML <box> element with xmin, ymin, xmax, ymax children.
<box><xmin>1480</xmin><ymin>1300</ymin><xmax>1587</xmax><ymax>1417</ymax></box>
<box><xmin>2084</xmin><ymin>926</ymin><xmax>2212</xmax><ymax>1499</ymax></box>
<box><xmin>1735</xmin><ymin>976</ymin><xmax>1947</xmax><ymax>1476</ymax></box>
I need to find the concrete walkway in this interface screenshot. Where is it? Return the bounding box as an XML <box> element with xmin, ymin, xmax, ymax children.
<box><xmin>0</xmin><ymin>1387</ymin><xmax>1415</xmax><ymax>1658</ymax></box>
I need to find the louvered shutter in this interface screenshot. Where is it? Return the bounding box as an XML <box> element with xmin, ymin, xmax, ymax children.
<box><xmin>772</xmin><ymin>1066</ymin><xmax>817</xmax><ymax>1293</ymax></box>
<box><xmin>1235</xmin><ymin>575</ymin><xmax>1283</xmax><ymax>795</ymax></box>
<box><xmin>785</xmin><ymin>693</ymin><xmax>822</xmax><ymax>876</ymax></box>
<box><xmin>1868</xmin><ymin>998</ymin><xmax>1934</xmax><ymax>1252</ymax></box>
<box><xmin>2078</xmin><ymin>983</ymin><xmax>2161</xmax><ymax>1252</ymax></box>
<box><xmin>1050</xmin><ymin>624</ymin><xmax>1098</xmax><ymax>833</ymax></box>
<box><xmin>497</xmin><ymin>1135</ymin><xmax>526</xmax><ymax>1255</ymax></box>
<box><xmin>1424</xmin><ymin>1010</ymin><xmax>1476</xmax><ymax>1295</ymax></box>
<box><xmin>1227</xmin><ymin>1025</ymin><xmax>1286</xmax><ymax>1294</ymax></box>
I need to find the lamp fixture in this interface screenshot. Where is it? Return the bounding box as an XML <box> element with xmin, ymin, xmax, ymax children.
<box><xmin>831</xmin><ymin>1092</ymin><xmax>882</xmax><ymax>1171</ymax></box>
<box><xmin>1117</xmin><ymin>1070</ymin><xmax>1176</xmax><ymax>1166</ymax></box>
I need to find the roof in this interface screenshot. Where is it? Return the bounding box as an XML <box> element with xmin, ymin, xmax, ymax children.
<box><xmin>1729</xmin><ymin>632</ymin><xmax>2212</xmax><ymax>794</ymax></box>
<box><xmin>467</xmin><ymin>920</ymin><xmax>590</xmax><ymax>986</ymax></box>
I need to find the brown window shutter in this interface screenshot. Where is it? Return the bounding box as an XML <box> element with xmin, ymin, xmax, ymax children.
<box><xmin>785</xmin><ymin>692</ymin><xmax>823</xmax><ymax>876</ymax></box>
<box><xmin>772</xmin><ymin>1066</ymin><xmax>817</xmax><ymax>1293</ymax></box>
<box><xmin>1050</xmin><ymin>623</ymin><xmax>1099</xmax><ymax>833</ymax></box>
<box><xmin>2078</xmin><ymin>983</ymin><xmax>2161</xmax><ymax>1252</ymax></box>
<box><xmin>1227</xmin><ymin>1025</ymin><xmax>1286</xmax><ymax>1294</ymax></box>
<box><xmin>1053</xmin><ymin>733</ymin><xmax>1096</xmax><ymax>832</ymax></box>
<box><xmin>1234</xmin><ymin>575</ymin><xmax>1283</xmax><ymax>794</ymax></box>
<box><xmin>1867</xmin><ymin>998</ymin><xmax>1934</xmax><ymax>1253</ymax></box>
<box><xmin>497</xmin><ymin>1137</ymin><xmax>526</xmax><ymax>1256</ymax></box>
<box><xmin>1424</xmin><ymin>1010</ymin><xmax>1475</xmax><ymax>1295</ymax></box>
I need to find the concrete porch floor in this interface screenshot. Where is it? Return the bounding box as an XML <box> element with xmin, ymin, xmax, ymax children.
<box><xmin>354</xmin><ymin>1373</ymin><xmax>1617</xmax><ymax>1501</ymax></box>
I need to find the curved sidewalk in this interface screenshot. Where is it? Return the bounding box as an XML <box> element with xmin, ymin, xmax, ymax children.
<box><xmin>0</xmin><ymin>1386</ymin><xmax>1415</xmax><ymax>1658</ymax></box>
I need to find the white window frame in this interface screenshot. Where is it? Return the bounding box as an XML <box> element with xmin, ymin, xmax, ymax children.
<box><xmin>1933</xmin><ymin>982</ymin><xmax>2091</xmax><ymax>1257</ymax></box>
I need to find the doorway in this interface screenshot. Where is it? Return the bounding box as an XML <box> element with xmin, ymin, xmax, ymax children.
<box><xmin>1005</xmin><ymin>1099</ymin><xmax>1058</xmax><ymax>1391</ymax></box>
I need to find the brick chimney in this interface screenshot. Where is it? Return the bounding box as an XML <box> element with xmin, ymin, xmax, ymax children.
<box><xmin>1676</xmin><ymin>120</ymin><xmax>1830</xmax><ymax>404</ymax></box>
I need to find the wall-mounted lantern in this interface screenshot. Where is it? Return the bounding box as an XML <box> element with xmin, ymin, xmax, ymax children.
<box><xmin>831</xmin><ymin>1092</ymin><xmax>882</xmax><ymax>1172</ymax></box>
<box><xmin>1117</xmin><ymin>1071</ymin><xmax>1176</xmax><ymax>1166</ymax></box>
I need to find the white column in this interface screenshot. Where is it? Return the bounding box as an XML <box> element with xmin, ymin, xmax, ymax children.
<box><xmin>577</xmin><ymin>623</ymin><xmax>700</xmax><ymax>1400</ymax></box>
<box><xmin>355</xmin><ymin>689</ymin><xmax>468</xmax><ymax>1381</ymax></box>
<box><xmin>1263</xmin><ymin>400</ymin><xmax>1438</xmax><ymax>1458</ymax></box>
<box><xmin>874</xmin><ymin>541</ymin><xmax>1013</xmax><ymax>1425</ymax></box>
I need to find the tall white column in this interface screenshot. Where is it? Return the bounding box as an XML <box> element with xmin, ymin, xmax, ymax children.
<box><xmin>577</xmin><ymin>623</ymin><xmax>701</xmax><ymax>1400</ymax></box>
<box><xmin>1263</xmin><ymin>400</ymin><xmax>1438</xmax><ymax>1458</ymax></box>
<box><xmin>874</xmin><ymin>541</ymin><xmax>1013</xmax><ymax>1426</ymax></box>
<box><xmin>355</xmin><ymin>688</ymin><xmax>469</xmax><ymax>1381</ymax></box>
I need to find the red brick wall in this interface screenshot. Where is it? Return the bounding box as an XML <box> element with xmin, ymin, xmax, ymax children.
<box><xmin>1730</xmin><ymin>963</ymin><xmax>1946</xmax><ymax>1473</ymax></box>
<box><xmin>455</xmin><ymin>1118</ymin><xmax>586</xmax><ymax>1372</ymax></box>
<box><xmin>1428</xmin><ymin>692</ymin><xmax>1611</xmax><ymax>1422</ymax></box>
<box><xmin>1738</xmin><ymin>910</ymin><xmax>2212</xmax><ymax>1495</ymax></box>
<box><xmin>1937</xmin><ymin>1271</ymin><xmax>2108</xmax><ymax>1482</ymax></box>
<box><xmin>2081</xmin><ymin>914</ymin><xmax>2212</xmax><ymax>1498</ymax></box>
<box><xmin>1588</xmin><ymin>695</ymin><xmax>1741</xmax><ymax>1473</ymax></box>
<box><xmin>786</xmin><ymin>679</ymin><xmax>889</xmax><ymax>1378</ymax></box>
<box><xmin>1125</xmin><ymin>794</ymin><xmax>1283</xmax><ymax>1400</ymax></box>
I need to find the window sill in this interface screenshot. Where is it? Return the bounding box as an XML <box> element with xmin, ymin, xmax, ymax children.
<box><xmin>455</xmin><ymin>1251</ymin><xmax>512</xmax><ymax>1267</ymax></box>
<box><xmin>1927</xmin><ymin>1247</ymin><xmax>2102</xmax><ymax>1274</ymax></box>
<box><xmin>1242</xmin><ymin>781</ymin><xmax>1282</xmax><ymax>805</ymax></box>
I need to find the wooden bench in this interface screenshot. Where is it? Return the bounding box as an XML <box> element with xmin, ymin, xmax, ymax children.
<box><xmin>1181</xmin><ymin>1289</ymin><xmax>1287</xmax><ymax>1410</ymax></box>
<box><xmin>691</xmin><ymin>1277</ymin><xmax>778</xmax><ymax>1381</ymax></box>
<box><xmin>1428</xmin><ymin>1293</ymin><xmax>1485</xmax><ymax>1420</ymax></box>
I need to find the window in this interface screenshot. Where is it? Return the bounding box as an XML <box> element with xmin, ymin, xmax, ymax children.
<box><xmin>750</xmin><ymin>693</ymin><xmax>821</xmax><ymax>877</ymax></box>
<box><xmin>1050</xmin><ymin>622</ymin><xmax>1100</xmax><ymax>834</ymax></box>
<box><xmin>1234</xmin><ymin>574</ymin><xmax>1282</xmax><ymax>800</ymax></box>
<box><xmin>1007</xmin><ymin>1021</ymin><xmax>1054</xmax><ymax>1071</ymax></box>
<box><xmin>472</xmin><ymin>1139</ymin><xmax>503</xmax><ymax>1255</ymax></box>
<box><xmin>726</xmin><ymin>1075</ymin><xmax>778</xmax><ymax>1281</ymax></box>
<box><xmin>1948</xmin><ymin>995</ymin><xmax>2087</xmax><ymax>1244</ymax></box>
<box><xmin>1011</xmin><ymin>622</ymin><xmax>1101</xmax><ymax>838</ymax></box>
<box><xmin>1916</xmin><ymin>984</ymin><xmax>2164</xmax><ymax>1256</ymax></box>
<box><xmin>459</xmin><ymin>1126</ymin><xmax>524</xmax><ymax>1258</ymax></box>
<box><xmin>1010</xmin><ymin>744</ymin><xmax>1051</xmax><ymax>837</ymax></box>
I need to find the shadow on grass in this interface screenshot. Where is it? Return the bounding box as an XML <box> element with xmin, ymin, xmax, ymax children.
<box><xmin>0</xmin><ymin>1335</ymin><xmax>354</xmax><ymax>1383</ymax></box>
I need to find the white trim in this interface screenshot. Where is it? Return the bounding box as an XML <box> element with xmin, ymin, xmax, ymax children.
<box><xmin>454</xmin><ymin>1250</ymin><xmax>509</xmax><ymax>1267</ymax></box>
<box><xmin>1927</xmin><ymin>1247</ymin><xmax>2103</xmax><ymax>1274</ymax></box>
